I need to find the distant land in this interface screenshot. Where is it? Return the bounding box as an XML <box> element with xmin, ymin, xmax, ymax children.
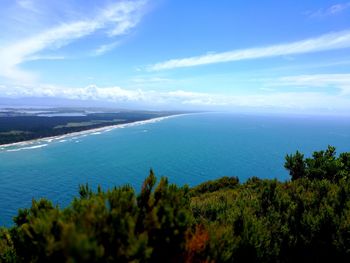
<box><xmin>0</xmin><ymin>108</ymin><xmax>191</xmax><ymax>145</ymax></box>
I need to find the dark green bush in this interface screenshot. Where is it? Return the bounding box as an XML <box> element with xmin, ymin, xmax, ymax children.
<box><xmin>285</xmin><ymin>145</ymin><xmax>350</xmax><ymax>182</ymax></box>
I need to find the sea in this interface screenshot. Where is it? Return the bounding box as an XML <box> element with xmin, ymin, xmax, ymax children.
<box><xmin>1</xmin><ymin>112</ymin><xmax>350</xmax><ymax>226</ymax></box>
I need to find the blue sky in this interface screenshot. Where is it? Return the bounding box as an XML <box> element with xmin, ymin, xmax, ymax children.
<box><xmin>1</xmin><ymin>0</ymin><xmax>350</xmax><ymax>113</ymax></box>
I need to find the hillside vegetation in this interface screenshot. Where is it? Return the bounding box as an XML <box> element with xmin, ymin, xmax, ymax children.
<box><xmin>0</xmin><ymin>110</ymin><xmax>175</xmax><ymax>145</ymax></box>
<box><xmin>1</xmin><ymin>146</ymin><xmax>350</xmax><ymax>262</ymax></box>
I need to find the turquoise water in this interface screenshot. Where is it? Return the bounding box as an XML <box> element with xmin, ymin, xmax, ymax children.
<box><xmin>1</xmin><ymin>112</ymin><xmax>350</xmax><ymax>226</ymax></box>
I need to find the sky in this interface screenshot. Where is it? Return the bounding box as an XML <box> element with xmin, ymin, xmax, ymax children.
<box><xmin>0</xmin><ymin>0</ymin><xmax>350</xmax><ymax>114</ymax></box>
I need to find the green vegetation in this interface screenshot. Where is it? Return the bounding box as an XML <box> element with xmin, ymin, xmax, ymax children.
<box><xmin>285</xmin><ymin>145</ymin><xmax>350</xmax><ymax>181</ymax></box>
<box><xmin>0</xmin><ymin>131</ymin><xmax>31</xmax><ymax>136</ymax></box>
<box><xmin>1</xmin><ymin>146</ymin><xmax>350</xmax><ymax>262</ymax></box>
<box><xmin>54</xmin><ymin>119</ymin><xmax>125</xmax><ymax>129</ymax></box>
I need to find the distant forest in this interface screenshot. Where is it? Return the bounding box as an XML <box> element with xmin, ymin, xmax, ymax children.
<box><xmin>1</xmin><ymin>146</ymin><xmax>350</xmax><ymax>262</ymax></box>
<box><xmin>0</xmin><ymin>111</ymin><xmax>174</xmax><ymax>145</ymax></box>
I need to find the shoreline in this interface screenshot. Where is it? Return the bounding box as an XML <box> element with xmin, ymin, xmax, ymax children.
<box><xmin>0</xmin><ymin>113</ymin><xmax>191</xmax><ymax>151</ymax></box>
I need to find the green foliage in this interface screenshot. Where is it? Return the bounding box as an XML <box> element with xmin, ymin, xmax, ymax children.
<box><xmin>284</xmin><ymin>150</ymin><xmax>305</xmax><ymax>180</ymax></box>
<box><xmin>191</xmin><ymin>177</ymin><xmax>350</xmax><ymax>262</ymax></box>
<box><xmin>1</xmin><ymin>147</ymin><xmax>350</xmax><ymax>262</ymax></box>
<box><xmin>0</xmin><ymin>228</ymin><xmax>15</xmax><ymax>262</ymax></box>
<box><xmin>190</xmin><ymin>176</ymin><xmax>239</xmax><ymax>196</ymax></box>
<box><xmin>1</xmin><ymin>171</ymin><xmax>192</xmax><ymax>262</ymax></box>
<box><xmin>285</xmin><ymin>145</ymin><xmax>350</xmax><ymax>182</ymax></box>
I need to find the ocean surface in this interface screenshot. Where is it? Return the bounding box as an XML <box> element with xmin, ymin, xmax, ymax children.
<box><xmin>1</xmin><ymin>112</ymin><xmax>350</xmax><ymax>226</ymax></box>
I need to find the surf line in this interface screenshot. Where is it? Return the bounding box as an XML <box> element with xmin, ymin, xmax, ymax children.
<box><xmin>0</xmin><ymin>114</ymin><xmax>192</xmax><ymax>152</ymax></box>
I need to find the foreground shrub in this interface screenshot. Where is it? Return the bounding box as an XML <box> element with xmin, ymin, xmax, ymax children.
<box><xmin>6</xmin><ymin>170</ymin><xmax>192</xmax><ymax>263</ymax></box>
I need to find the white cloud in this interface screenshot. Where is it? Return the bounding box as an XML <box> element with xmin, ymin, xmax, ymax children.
<box><xmin>16</xmin><ymin>0</ymin><xmax>39</xmax><ymax>13</ymax></box>
<box><xmin>94</xmin><ymin>41</ymin><xmax>121</xmax><ymax>56</ymax></box>
<box><xmin>0</xmin><ymin>84</ymin><xmax>143</xmax><ymax>102</ymax></box>
<box><xmin>328</xmin><ymin>3</ymin><xmax>350</xmax><ymax>14</ymax></box>
<box><xmin>272</xmin><ymin>74</ymin><xmax>350</xmax><ymax>94</ymax></box>
<box><xmin>26</xmin><ymin>55</ymin><xmax>66</xmax><ymax>61</ymax></box>
<box><xmin>0</xmin><ymin>20</ymin><xmax>100</xmax><ymax>82</ymax></box>
<box><xmin>148</xmin><ymin>30</ymin><xmax>350</xmax><ymax>71</ymax></box>
<box><xmin>0</xmin><ymin>0</ymin><xmax>147</xmax><ymax>82</ymax></box>
<box><xmin>1</xmin><ymin>83</ymin><xmax>350</xmax><ymax>112</ymax></box>
<box><xmin>309</xmin><ymin>2</ymin><xmax>350</xmax><ymax>17</ymax></box>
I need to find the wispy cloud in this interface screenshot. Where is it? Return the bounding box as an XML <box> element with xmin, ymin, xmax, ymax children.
<box><xmin>94</xmin><ymin>41</ymin><xmax>121</xmax><ymax>56</ymax></box>
<box><xmin>0</xmin><ymin>0</ymin><xmax>147</xmax><ymax>82</ymax></box>
<box><xmin>308</xmin><ymin>2</ymin><xmax>350</xmax><ymax>17</ymax></box>
<box><xmin>26</xmin><ymin>55</ymin><xmax>66</xmax><ymax>61</ymax></box>
<box><xmin>16</xmin><ymin>0</ymin><xmax>39</xmax><ymax>13</ymax></box>
<box><xmin>148</xmin><ymin>30</ymin><xmax>350</xmax><ymax>71</ymax></box>
<box><xmin>271</xmin><ymin>73</ymin><xmax>350</xmax><ymax>94</ymax></box>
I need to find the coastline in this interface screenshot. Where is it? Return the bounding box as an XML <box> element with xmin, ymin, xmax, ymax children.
<box><xmin>0</xmin><ymin>113</ymin><xmax>191</xmax><ymax>151</ymax></box>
